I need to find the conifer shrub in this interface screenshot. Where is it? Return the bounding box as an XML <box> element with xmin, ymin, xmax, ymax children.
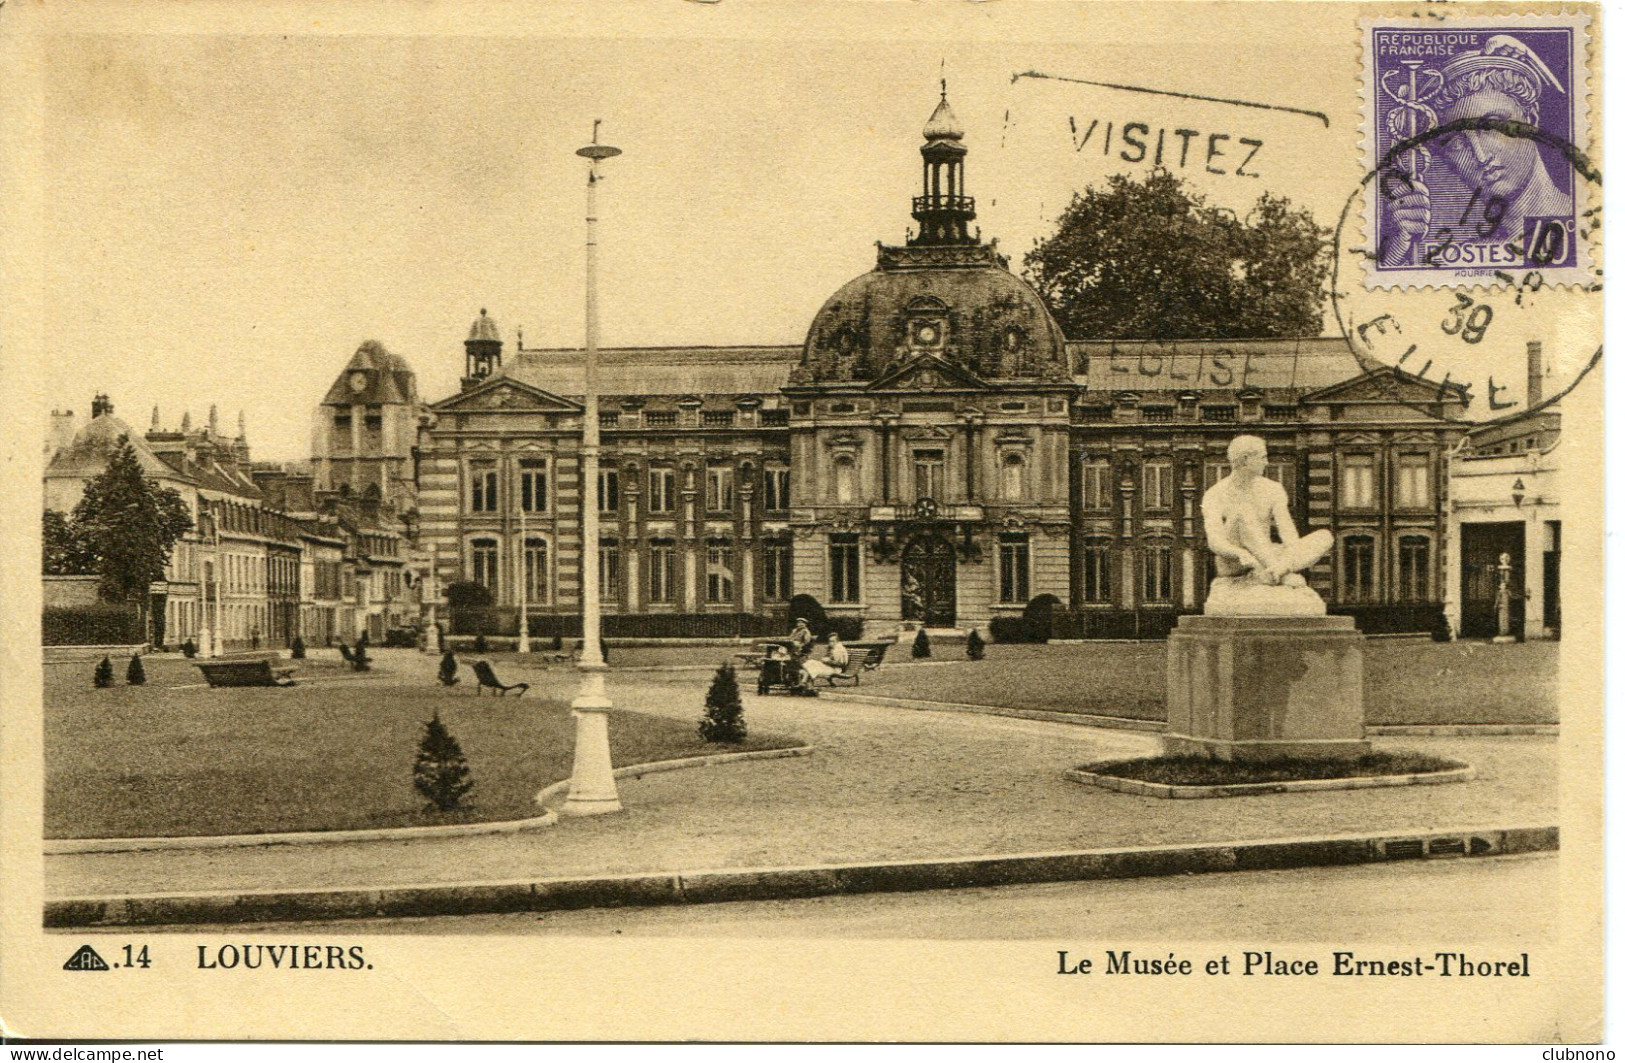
<box><xmin>912</xmin><ymin>627</ymin><xmax>932</xmax><ymax>659</ymax></box>
<box><xmin>94</xmin><ymin>656</ymin><xmax>115</xmax><ymax>688</ymax></box>
<box><xmin>413</xmin><ymin>712</ymin><xmax>474</xmax><ymax>812</ymax></box>
<box><xmin>291</xmin><ymin>636</ymin><xmax>306</xmax><ymax>660</ymax></box>
<box><xmin>438</xmin><ymin>650</ymin><xmax>460</xmax><ymax>686</ymax></box>
<box><xmin>699</xmin><ymin>662</ymin><xmax>748</xmax><ymax>744</ymax></box>
<box><xmin>966</xmin><ymin>628</ymin><xmax>985</xmax><ymax>661</ymax></box>
<box><xmin>182</xmin><ymin>639</ymin><xmax>197</xmax><ymax>658</ymax></box>
<box><xmin>126</xmin><ymin>653</ymin><xmax>146</xmax><ymax>686</ymax></box>
<box><xmin>473</xmin><ymin>633</ymin><xmax>488</xmax><ymax>654</ymax></box>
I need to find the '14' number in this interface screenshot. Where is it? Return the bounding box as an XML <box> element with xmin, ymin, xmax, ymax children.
<box><xmin>123</xmin><ymin>944</ymin><xmax>151</xmax><ymax>969</ymax></box>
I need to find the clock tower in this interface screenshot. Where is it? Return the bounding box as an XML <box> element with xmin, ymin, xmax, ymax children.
<box><xmin>313</xmin><ymin>339</ymin><xmax>425</xmax><ymax>509</ymax></box>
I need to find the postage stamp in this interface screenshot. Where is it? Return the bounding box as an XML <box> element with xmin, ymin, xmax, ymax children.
<box><xmin>1362</xmin><ymin>14</ymin><xmax>1594</xmax><ymax>288</ymax></box>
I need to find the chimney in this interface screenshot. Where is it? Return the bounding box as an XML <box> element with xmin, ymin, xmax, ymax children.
<box><xmin>1526</xmin><ymin>341</ymin><xmax>1544</xmax><ymax>407</ymax></box>
<box><xmin>47</xmin><ymin>409</ymin><xmax>75</xmax><ymax>457</ymax></box>
<box><xmin>208</xmin><ymin>404</ymin><xmax>220</xmax><ymax>436</ymax></box>
<box><xmin>91</xmin><ymin>393</ymin><xmax>113</xmax><ymax>418</ymax></box>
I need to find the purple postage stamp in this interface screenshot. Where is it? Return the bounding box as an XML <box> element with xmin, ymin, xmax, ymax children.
<box><xmin>1363</xmin><ymin>15</ymin><xmax>1593</xmax><ymax>288</ymax></box>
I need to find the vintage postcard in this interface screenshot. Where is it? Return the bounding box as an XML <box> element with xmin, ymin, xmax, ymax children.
<box><xmin>0</xmin><ymin>0</ymin><xmax>1605</xmax><ymax>1045</ymax></box>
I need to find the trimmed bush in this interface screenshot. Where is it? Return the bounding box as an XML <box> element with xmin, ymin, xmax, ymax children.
<box><xmin>182</xmin><ymin>639</ymin><xmax>197</xmax><ymax>659</ymax></box>
<box><xmin>1022</xmin><ymin>594</ymin><xmax>1063</xmax><ymax>642</ymax></box>
<box><xmin>412</xmin><ymin>712</ymin><xmax>474</xmax><ymax>812</ymax></box>
<box><xmin>93</xmin><ymin>656</ymin><xmax>115</xmax><ymax>688</ymax></box>
<box><xmin>912</xmin><ymin>628</ymin><xmax>931</xmax><ymax>659</ymax></box>
<box><xmin>126</xmin><ymin>654</ymin><xmax>146</xmax><ymax>686</ymax></box>
<box><xmin>473</xmin><ymin>633</ymin><xmax>488</xmax><ymax>654</ymax></box>
<box><xmin>699</xmin><ymin>662</ymin><xmax>748</xmax><ymax>744</ymax></box>
<box><xmin>788</xmin><ymin>594</ymin><xmax>829</xmax><ymax>636</ymax></box>
<box><xmin>291</xmin><ymin>636</ymin><xmax>306</xmax><ymax>660</ymax></box>
<box><xmin>43</xmin><ymin>605</ymin><xmax>143</xmax><ymax>647</ymax></box>
<box><xmin>438</xmin><ymin>651</ymin><xmax>460</xmax><ymax>686</ymax></box>
<box><xmin>966</xmin><ymin>629</ymin><xmax>985</xmax><ymax>660</ymax></box>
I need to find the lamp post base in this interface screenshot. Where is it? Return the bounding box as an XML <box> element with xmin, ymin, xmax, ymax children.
<box><xmin>560</xmin><ymin>667</ymin><xmax>622</xmax><ymax>816</ymax></box>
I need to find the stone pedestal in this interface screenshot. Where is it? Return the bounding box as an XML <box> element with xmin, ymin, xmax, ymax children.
<box><xmin>1164</xmin><ymin>615</ymin><xmax>1369</xmax><ymax>762</ymax></box>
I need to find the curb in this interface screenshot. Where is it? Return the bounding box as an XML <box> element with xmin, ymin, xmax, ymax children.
<box><xmin>1367</xmin><ymin>724</ymin><xmax>1558</xmax><ymax>736</ymax></box>
<box><xmin>44</xmin><ymin>823</ymin><xmax>1557</xmax><ymax>927</ymax></box>
<box><xmin>828</xmin><ymin>693</ymin><xmax>1165</xmax><ymax>732</ymax></box>
<box><xmin>48</xmin><ymin>745</ymin><xmax>812</xmax><ymax>856</ymax></box>
<box><xmin>1066</xmin><ymin>763</ymin><xmax>1475</xmax><ymax>799</ymax></box>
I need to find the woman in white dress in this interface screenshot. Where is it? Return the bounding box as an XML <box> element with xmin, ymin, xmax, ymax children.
<box><xmin>800</xmin><ymin>633</ymin><xmax>850</xmax><ymax>686</ymax></box>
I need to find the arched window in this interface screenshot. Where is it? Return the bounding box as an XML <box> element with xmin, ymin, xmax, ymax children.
<box><xmin>471</xmin><ymin>538</ymin><xmax>498</xmax><ymax>589</ymax></box>
<box><xmin>1001</xmin><ymin>453</ymin><xmax>1028</xmax><ymax>501</ymax></box>
<box><xmin>523</xmin><ymin>538</ymin><xmax>548</xmax><ymax>603</ymax></box>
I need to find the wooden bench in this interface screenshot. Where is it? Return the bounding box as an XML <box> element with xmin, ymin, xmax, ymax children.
<box><xmin>197</xmin><ymin>659</ymin><xmax>296</xmax><ymax>688</ymax></box>
<box><xmin>472</xmin><ymin>660</ymin><xmax>529</xmax><ymax>697</ymax></box>
<box><xmin>825</xmin><ymin>641</ymin><xmax>893</xmax><ymax>687</ymax></box>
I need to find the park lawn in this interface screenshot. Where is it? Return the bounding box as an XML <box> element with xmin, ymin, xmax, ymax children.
<box><xmin>854</xmin><ymin>640</ymin><xmax>1558</xmax><ymax>726</ymax></box>
<box><xmin>45</xmin><ymin>680</ymin><xmax>797</xmax><ymax>839</ymax></box>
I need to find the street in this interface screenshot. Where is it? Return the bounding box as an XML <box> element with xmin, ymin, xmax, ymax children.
<box><xmin>247</xmin><ymin>853</ymin><xmax>1556</xmax><ymax>941</ymax></box>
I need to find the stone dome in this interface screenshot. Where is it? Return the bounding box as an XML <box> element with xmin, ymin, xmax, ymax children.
<box><xmin>798</xmin><ymin>246</ymin><xmax>1070</xmax><ymax>383</ymax></box>
<box><xmin>76</xmin><ymin>409</ymin><xmax>139</xmax><ymax>450</ymax></box>
<box><xmin>923</xmin><ymin>96</ymin><xmax>963</xmax><ymax>141</ymax></box>
<box><xmin>468</xmin><ymin>308</ymin><xmax>501</xmax><ymax>343</ymax></box>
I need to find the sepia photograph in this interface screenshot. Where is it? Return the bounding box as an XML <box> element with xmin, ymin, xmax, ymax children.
<box><xmin>0</xmin><ymin>0</ymin><xmax>1605</xmax><ymax>1044</ymax></box>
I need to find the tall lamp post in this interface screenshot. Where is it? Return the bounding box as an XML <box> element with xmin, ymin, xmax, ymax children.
<box><xmin>517</xmin><ymin>485</ymin><xmax>531</xmax><ymax>654</ymax></box>
<box><xmin>561</xmin><ymin>121</ymin><xmax>623</xmax><ymax>816</ymax></box>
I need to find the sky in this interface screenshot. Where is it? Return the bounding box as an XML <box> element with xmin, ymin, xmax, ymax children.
<box><xmin>27</xmin><ymin>2</ymin><xmax>1600</xmax><ymax>460</ymax></box>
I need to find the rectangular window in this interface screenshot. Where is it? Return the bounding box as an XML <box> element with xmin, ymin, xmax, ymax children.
<box><xmin>1142</xmin><ymin>541</ymin><xmax>1173</xmax><ymax>603</ymax></box>
<box><xmin>1078</xmin><ymin>405</ymin><xmax>1112</xmax><ymax>423</ymax></box>
<box><xmin>519</xmin><ymin>460</ymin><xmax>548</xmax><ymax>513</ymax></box>
<box><xmin>998</xmin><ymin>534</ymin><xmax>1031</xmax><ymax>604</ymax></box>
<box><xmin>648</xmin><ymin>542</ymin><xmax>676</xmax><ymax>604</ymax></box>
<box><xmin>706</xmin><ymin>466</ymin><xmax>734</xmax><ymax>513</ymax></box>
<box><xmin>1142</xmin><ymin>406</ymin><xmax>1174</xmax><ymax>423</ymax></box>
<box><xmin>649</xmin><ymin>468</ymin><xmax>676</xmax><ymax>513</ymax></box>
<box><xmin>702</xmin><ymin>410</ymin><xmax>735</xmax><ymax>428</ymax></box>
<box><xmin>1201</xmin><ymin>406</ymin><xmax>1238</xmax><ymax>422</ymax></box>
<box><xmin>1081</xmin><ymin>540</ymin><xmax>1113</xmax><ymax>603</ymax></box>
<box><xmin>644</xmin><ymin>410</ymin><xmax>677</xmax><ymax>427</ymax></box>
<box><xmin>1143</xmin><ymin>461</ymin><xmax>1173</xmax><ymax>510</ymax></box>
<box><xmin>1204</xmin><ymin>462</ymin><xmax>1231</xmax><ymax>492</ymax></box>
<box><xmin>913</xmin><ymin>449</ymin><xmax>946</xmax><ymax>502</ymax></box>
<box><xmin>705</xmin><ymin>541</ymin><xmax>735</xmax><ymax>604</ymax></box>
<box><xmin>522</xmin><ymin>539</ymin><xmax>547</xmax><ymax>602</ymax></box>
<box><xmin>764</xmin><ymin>466</ymin><xmax>791</xmax><ymax>511</ymax></box>
<box><xmin>1341</xmin><ymin>455</ymin><xmax>1376</xmax><ymax>508</ymax></box>
<box><xmin>1398</xmin><ymin>535</ymin><xmax>1430</xmax><ymax>602</ymax></box>
<box><xmin>1266</xmin><ymin>460</ymin><xmax>1289</xmax><ymax>485</ymax></box>
<box><xmin>600</xmin><ymin>539</ymin><xmax>622</xmax><ymax>600</ymax></box>
<box><xmin>763</xmin><ymin>540</ymin><xmax>792</xmax><ymax>601</ymax></box>
<box><xmin>598</xmin><ymin>468</ymin><xmax>621</xmax><ymax>513</ymax></box>
<box><xmin>829</xmin><ymin>534</ymin><xmax>861</xmax><ymax>603</ymax></box>
<box><xmin>471</xmin><ymin>539</ymin><xmax>498</xmax><ymax>589</ymax></box>
<box><xmin>1397</xmin><ymin>454</ymin><xmax>1431</xmax><ymax>508</ymax></box>
<box><xmin>1081</xmin><ymin>459</ymin><xmax>1113</xmax><ymax>510</ymax></box>
<box><xmin>469</xmin><ymin>462</ymin><xmax>498</xmax><ymax>513</ymax></box>
<box><xmin>1342</xmin><ymin>535</ymin><xmax>1376</xmax><ymax>602</ymax></box>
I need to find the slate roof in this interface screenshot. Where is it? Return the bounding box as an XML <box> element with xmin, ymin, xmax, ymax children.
<box><xmin>1067</xmin><ymin>337</ymin><xmax>1368</xmax><ymax>394</ymax></box>
<box><xmin>497</xmin><ymin>346</ymin><xmax>800</xmax><ymax>397</ymax></box>
<box><xmin>45</xmin><ymin>413</ymin><xmax>191</xmax><ymax>484</ymax></box>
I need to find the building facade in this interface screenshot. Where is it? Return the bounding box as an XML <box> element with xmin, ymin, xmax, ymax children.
<box><xmin>414</xmin><ymin>93</ymin><xmax>1469</xmax><ymax>639</ymax></box>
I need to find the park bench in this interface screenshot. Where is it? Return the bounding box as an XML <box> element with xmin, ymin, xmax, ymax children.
<box><xmin>825</xmin><ymin>641</ymin><xmax>893</xmax><ymax>687</ymax></box>
<box><xmin>196</xmin><ymin>659</ymin><xmax>296</xmax><ymax>688</ymax></box>
<box><xmin>472</xmin><ymin>660</ymin><xmax>529</xmax><ymax>697</ymax></box>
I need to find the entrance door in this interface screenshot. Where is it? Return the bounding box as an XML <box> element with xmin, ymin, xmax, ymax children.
<box><xmin>1459</xmin><ymin>522</ymin><xmax>1526</xmax><ymax>639</ymax></box>
<box><xmin>901</xmin><ymin>533</ymin><xmax>956</xmax><ymax>626</ymax></box>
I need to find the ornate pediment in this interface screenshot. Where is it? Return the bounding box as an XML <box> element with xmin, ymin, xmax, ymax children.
<box><xmin>431</xmin><ymin>378</ymin><xmax>583</xmax><ymax>414</ymax></box>
<box><xmin>867</xmin><ymin>353</ymin><xmax>988</xmax><ymax>393</ymax></box>
<box><xmin>1301</xmin><ymin>367</ymin><xmax>1467</xmax><ymax>406</ymax></box>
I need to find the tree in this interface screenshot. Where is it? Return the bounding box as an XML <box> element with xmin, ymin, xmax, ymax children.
<box><xmin>43</xmin><ymin>510</ymin><xmax>98</xmax><ymax>575</ymax></box>
<box><xmin>699</xmin><ymin>662</ymin><xmax>747</xmax><ymax>744</ymax></box>
<box><xmin>413</xmin><ymin>712</ymin><xmax>474</xmax><ymax>811</ymax></box>
<box><xmin>966</xmin><ymin>628</ymin><xmax>986</xmax><ymax>661</ymax></box>
<box><xmin>93</xmin><ymin>656</ymin><xmax>115</xmax><ymax>688</ymax></box>
<box><xmin>912</xmin><ymin>628</ymin><xmax>932</xmax><ymax>659</ymax></box>
<box><xmin>1022</xmin><ymin>169</ymin><xmax>1330</xmax><ymax>340</ymax></box>
<box><xmin>70</xmin><ymin>440</ymin><xmax>192</xmax><ymax>631</ymax></box>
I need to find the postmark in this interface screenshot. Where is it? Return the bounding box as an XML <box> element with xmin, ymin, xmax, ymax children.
<box><xmin>1361</xmin><ymin>15</ymin><xmax>1593</xmax><ymax>289</ymax></box>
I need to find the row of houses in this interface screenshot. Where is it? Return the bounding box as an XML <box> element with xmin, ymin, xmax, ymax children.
<box><xmin>43</xmin><ymin>396</ymin><xmax>415</xmax><ymax>651</ymax></box>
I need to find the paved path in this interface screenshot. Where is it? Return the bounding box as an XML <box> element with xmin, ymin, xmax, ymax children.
<box><xmin>235</xmin><ymin>853</ymin><xmax>1558</xmax><ymax>942</ymax></box>
<box><xmin>46</xmin><ymin>652</ymin><xmax>1558</xmax><ymax>899</ymax></box>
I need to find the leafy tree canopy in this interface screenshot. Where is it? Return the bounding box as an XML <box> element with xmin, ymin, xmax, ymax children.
<box><xmin>69</xmin><ymin>439</ymin><xmax>192</xmax><ymax>605</ymax></box>
<box><xmin>43</xmin><ymin>509</ymin><xmax>98</xmax><ymax>576</ymax></box>
<box><xmin>1022</xmin><ymin>169</ymin><xmax>1330</xmax><ymax>341</ymax></box>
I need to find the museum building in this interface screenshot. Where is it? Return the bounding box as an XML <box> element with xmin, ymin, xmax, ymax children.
<box><xmin>413</xmin><ymin>93</ymin><xmax>1469</xmax><ymax>639</ymax></box>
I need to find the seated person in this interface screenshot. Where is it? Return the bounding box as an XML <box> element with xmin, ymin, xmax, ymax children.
<box><xmin>801</xmin><ymin>633</ymin><xmax>850</xmax><ymax>684</ymax></box>
<box><xmin>787</xmin><ymin>618</ymin><xmax>816</xmax><ymax>658</ymax></box>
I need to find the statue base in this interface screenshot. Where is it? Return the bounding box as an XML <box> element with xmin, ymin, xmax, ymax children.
<box><xmin>1203</xmin><ymin>575</ymin><xmax>1327</xmax><ymax>617</ymax></box>
<box><xmin>1164</xmin><ymin>615</ymin><xmax>1369</xmax><ymax>763</ymax></box>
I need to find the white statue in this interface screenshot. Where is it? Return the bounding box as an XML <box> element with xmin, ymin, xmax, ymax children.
<box><xmin>1202</xmin><ymin>435</ymin><xmax>1334</xmax><ymax>616</ymax></box>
